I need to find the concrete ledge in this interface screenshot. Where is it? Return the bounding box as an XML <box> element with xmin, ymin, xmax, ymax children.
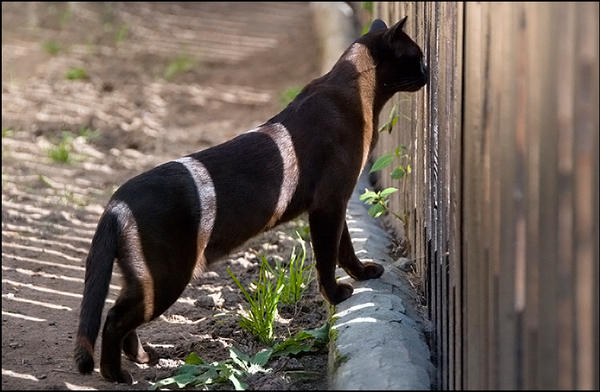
<box><xmin>328</xmin><ymin>171</ymin><xmax>434</xmax><ymax>390</ymax></box>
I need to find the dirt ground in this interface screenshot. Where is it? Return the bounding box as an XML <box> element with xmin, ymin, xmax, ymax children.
<box><xmin>2</xmin><ymin>3</ymin><xmax>329</xmax><ymax>390</ymax></box>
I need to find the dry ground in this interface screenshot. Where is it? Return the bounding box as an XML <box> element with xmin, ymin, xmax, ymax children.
<box><xmin>2</xmin><ymin>2</ymin><xmax>329</xmax><ymax>389</ymax></box>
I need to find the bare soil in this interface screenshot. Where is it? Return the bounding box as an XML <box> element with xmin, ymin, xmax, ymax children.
<box><xmin>2</xmin><ymin>3</ymin><xmax>329</xmax><ymax>390</ymax></box>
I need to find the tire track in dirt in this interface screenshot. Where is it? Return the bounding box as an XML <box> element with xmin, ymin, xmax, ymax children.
<box><xmin>3</xmin><ymin>3</ymin><xmax>326</xmax><ymax>390</ymax></box>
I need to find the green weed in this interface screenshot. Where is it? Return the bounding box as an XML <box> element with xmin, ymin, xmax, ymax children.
<box><xmin>42</xmin><ymin>40</ymin><xmax>61</xmax><ymax>55</ymax></box>
<box><xmin>279</xmin><ymin>86</ymin><xmax>301</xmax><ymax>108</ymax></box>
<box><xmin>152</xmin><ymin>322</ymin><xmax>330</xmax><ymax>390</ymax></box>
<box><xmin>227</xmin><ymin>256</ymin><xmax>284</xmax><ymax>344</ymax></box>
<box><xmin>46</xmin><ymin>130</ymin><xmax>89</xmax><ymax>164</ymax></box>
<box><xmin>360</xmin><ymin>187</ymin><xmax>399</xmax><ymax>219</ymax></box>
<box><xmin>65</xmin><ymin>67</ymin><xmax>88</xmax><ymax>81</ymax></box>
<box><xmin>271</xmin><ymin>322</ymin><xmax>329</xmax><ymax>357</ymax></box>
<box><xmin>47</xmin><ymin>133</ymin><xmax>74</xmax><ymax>163</ymax></box>
<box><xmin>77</xmin><ymin>126</ymin><xmax>100</xmax><ymax>142</ymax></box>
<box><xmin>114</xmin><ymin>23</ymin><xmax>129</xmax><ymax>44</ymax></box>
<box><xmin>2</xmin><ymin>128</ymin><xmax>15</xmax><ymax>137</ymax></box>
<box><xmin>164</xmin><ymin>55</ymin><xmax>195</xmax><ymax>80</ymax></box>
<box><xmin>58</xmin><ymin>4</ymin><xmax>72</xmax><ymax>28</ymax></box>
<box><xmin>378</xmin><ymin>105</ymin><xmax>398</xmax><ymax>134</ymax></box>
<box><xmin>361</xmin><ymin>144</ymin><xmax>411</xmax><ymax>221</ymax></box>
<box><xmin>268</xmin><ymin>236</ymin><xmax>313</xmax><ymax>305</ymax></box>
<box><xmin>150</xmin><ymin>348</ymin><xmax>270</xmax><ymax>391</ymax></box>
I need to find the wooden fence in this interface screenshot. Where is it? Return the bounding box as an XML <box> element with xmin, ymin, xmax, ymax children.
<box><xmin>370</xmin><ymin>2</ymin><xmax>598</xmax><ymax>389</ymax></box>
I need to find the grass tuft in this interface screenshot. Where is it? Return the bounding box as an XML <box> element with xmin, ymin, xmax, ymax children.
<box><xmin>227</xmin><ymin>256</ymin><xmax>284</xmax><ymax>344</ymax></box>
<box><xmin>65</xmin><ymin>67</ymin><xmax>88</xmax><ymax>80</ymax></box>
<box><xmin>42</xmin><ymin>40</ymin><xmax>61</xmax><ymax>55</ymax></box>
<box><xmin>164</xmin><ymin>55</ymin><xmax>195</xmax><ymax>80</ymax></box>
<box><xmin>268</xmin><ymin>236</ymin><xmax>313</xmax><ymax>305</ymax></box>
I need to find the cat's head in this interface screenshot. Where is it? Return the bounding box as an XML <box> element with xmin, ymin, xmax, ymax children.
<box><xmin>362</xmin><ymin>17</ymin><xmax>428</xmax><ymax>93</ymax></box>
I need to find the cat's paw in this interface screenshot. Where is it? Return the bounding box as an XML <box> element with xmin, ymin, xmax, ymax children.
<box><xmin>320</xmin><ymin>282</ymin><xmax>354</xmax><ymax>305</ymax></box>
<box><xmin>101</xmin><ymin>367</ymin><xmax>133</xmax><ymax>384</ymax></box>
<box><xmin>357</xmin><ymin>262</ymin><xmax>384</xmax><ymax>280</ymax></box>
<box><xmin>125</xmin><ymin>345</ymin><xmax>159</xmax><ymax>366</ymax></box>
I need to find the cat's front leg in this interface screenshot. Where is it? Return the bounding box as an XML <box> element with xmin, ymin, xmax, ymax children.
<box><xmin>338</xmin><ymin>221</ymin><xmax>384</xmax><ymax>280</ymax></box>
<box><xmin>309</xmin><ymin>206</ymin><xmax>354</xmax><ymax>305</ymax></box>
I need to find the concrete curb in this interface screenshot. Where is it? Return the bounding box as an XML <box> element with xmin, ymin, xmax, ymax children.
<box><xmin>329</xmin><ymin>171</ymin><xmax>434</xmax><ymax>390</ymax></box>
<box><xmin>310</xmin><ymin>3</ymin><xmax>435</xmax><ymax>389</ymax></box>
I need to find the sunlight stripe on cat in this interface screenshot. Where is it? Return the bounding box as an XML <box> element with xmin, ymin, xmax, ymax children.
<box><xmin>174</xmin><ymin>157</ymin><xmax>217</xmax><ymax>276</ymax></box>
<box><xmin>111</xmin><ymin>201</ymin><xmax>154</xmax><ymax>321</ymax></box>
<box><xmin>346</xmin><ymin>43</ymin><xmax>376</xmax><ymax>172</ymax></box>
<box><xmin>258</xmin><ymin>123</ymin><xmax>299</xmax><ymax>228</ymax></box>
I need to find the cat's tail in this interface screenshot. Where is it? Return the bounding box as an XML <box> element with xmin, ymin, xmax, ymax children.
<box><xmin>74</xmin><ymin>205</ymin><xmax>120</xmax><ymax>374</ymax></box>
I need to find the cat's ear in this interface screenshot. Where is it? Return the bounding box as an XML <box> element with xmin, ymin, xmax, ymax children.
<box><xmin>383</xmin><ymin>16</ymin><xmax>408</xmax><ymax>44</ymax></box>
<box><xmin>368</xmin><ymin>18</ymin><xmax>388</xmax><ymax>33</ymax></box>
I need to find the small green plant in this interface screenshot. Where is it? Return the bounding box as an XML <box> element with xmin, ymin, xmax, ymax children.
<box><xmin>151</xmin><ymin>322</ymin><xmax>330</xmax><ymax>390</ymax></box>
<box><xmin>227</xmin><ymin>256</ymin><xmax>284</xmax><ymax>344</ymax></box>
<box><xmin>77</xmin><ymin>126</ymin><xmax>100</xmax><ymax>142</ymax></box>
<box><xmin>361</xmin><ymin>144</ymin><xmax>412</xmax><ymax>222</ymax></box>
<box><xmin>270</xmin><ymin>321</ymin><xmax>329</xmax><ymax>357</ymax></box>
<box><xmin>361</xmin><ymin>2</ymin><xmax>374</xmax><ymax>35</ymax></box>
<box><xmin>279</xmin><ymin>86</ymin><xmax>301</xmax><ymax>108</ymax></box>
<box><xmin>47</xmin><ymin>131</ymin><xmax>76</xmax><ymax>163</ymax></box>
<box><xmin>360</xmin><ymin>187</ymin><xmax>399</xmax><ymax>219</ymax></box>
<box><xmin>378</xmin><ymin>105</ymin><xmax>398</xmax><ymax>134</ymax></box>
<box><xmin>293</xmin><ymin>217</ymin><xmax>311</xmax><ymax>241</ymax></box>
<box><xmin>58</xmin><ymin>4</ymin><xmax>72</xmax><ymax>28</ymax></box>
<box><xmin>164</xmin><ymin>55</ymin><xmax>195</xmax><ymax>80</ymax></box>
<box><xmin>42</xmin><ymin>40</ymin><xmax>61</xmax><ymax>55</ymax></box>
<box><xmin>268</xmin><ymin>236</ymin><xmax>313</xmax><ymax>305</ymax></box>
<box><xmin>65</xmin><ymin>66</ymin><xmax>88</xmax><ymax>80</ymax></box>
<box><xmin>114</xmin><ymin>23</ymin><xmax>129</xmax><ymax>44</ymax></box>
<box><xmin>2</xmin><ymin>128</ymin><xmax>15</xmax><ymax>137</ymax></box>
<box><xmin>151</xmin><ymin>348</ymin><xmax>271</xmax><ymax>391</ymax></box>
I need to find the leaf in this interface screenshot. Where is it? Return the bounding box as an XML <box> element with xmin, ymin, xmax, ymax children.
<box><xmin>271</xmin><ymin>327</ymin><xmax>320</xmax><ymax>357</ymax></box>
<box><xmin>176</xmin><ymin>364</ymin><xmax>201</xmax><ymax>376</ymax></box>
<box><xmin>389</xmin><ymin>116</ymin><xmax>398</xmax><ymax>132</ymax></box>
<box><xmin>406</xmin><ymin>164</ymin><xmax>412</xmax><ymax>174</ymax></box>
<box><xmin>303</xmin><ymin>322</ymin><xmax>330</xmax><ymax>346</ymax></box>
<box><xmin>150</xmin><ymin>376</ymin><xmax>178</xmax><ymax>390</ymax></box>
<box><xmin>369</xmin><ymin>154</ymin><xmax>394</xmax><ymax>173</ymax></box>
<box><xmin>359</xmin><ymin>189</ymin><xmax>378</xmax><ymax>201</ymax></box>
<box><xmin>379</xmin><ymin>187</ymin><xmax>399</xmax><ymax>198</ymax></box>
<box><xmin>368</xmin><ymin>203</ymin><xmax>386</xmax><ymax>218</ymax></box>
<box><xmin>251</xmin><ymin>348</ymin><xmax>273</xmax><ymax>367</ymax></box>
<box><xmin>391</xmin><ymin>167</ymin><xmax>406</xmax><ymax>179</ymax></box>
<box><xmin>378</xmin><ymin>106</ymin><xmax>398</xmax><ymax>134</ymax></box>
<box><xmin>272</xmin><ymin>341</ymin><xmax>312</xmax><ymax>357</ymax></box>
<box><xmin>184</xmin><ymin>352</ymin><xmax>204</xmax><ymax>365</ymax></box>
<box><xmin>228</xmin><ymin>373</ymin><xmax>248</xmax><ymax>390</ymax></box>
<box><xmin>172</xmin><ymin>372</ymin><xmax>199</xmax><ymax>388</ymax></box>
<box><xmin>230</xmin><ymin>347</ymin><xmax>251</xmax><ymax>372</ymax></box>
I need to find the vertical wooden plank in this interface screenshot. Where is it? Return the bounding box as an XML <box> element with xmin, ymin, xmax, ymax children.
<box><xmin>554</xmin><ymin>3</ymin><xmax>576</xmax><ymax>389</ymax></box>
<box><xmin>536</xmin><ymin>4</ymin><xmax>559</xmax><ymax>389</ymax></box>
<box><xmin>522</xmin><ymin>3</ymin><xmax>542</xmax><ymax>388</ymax></box>
<box><xmin>451</xmin><ymin>4</ymin><xmax>464</xmax><ymax>388</ymax></box>
<box><xmin>496</xmin><ymin>3</ymin><xmax>518</xmax><ymax>389</ymax></box>
<box><xmin>436</xmin><ymin>3</ymin><xmax>449</xmax><ymax>389</ymax></box>
<box><xmin>486</xmin><ymin>5</ymin><xmax>501</xmax><ymax>387</ymax></box>
<box><xmin>462</xmin><ymin>2</ymin><xmax>487</xmax><ymax>388</ymax></box>
<box><xmin>573</xmin><ymin>3</ymin><xmax>599</xmax><ymax>389</ymax></box>
<box><xmin>512</xmin><ymin>3</ymin><xmax>531</xmax><ymax>389</ymax></box>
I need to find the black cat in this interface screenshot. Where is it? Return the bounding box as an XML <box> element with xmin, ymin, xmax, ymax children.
<box><xmin>74</xmin><ymin>17</ymin><xmax>428</xmax><ymax>383</ymax></box>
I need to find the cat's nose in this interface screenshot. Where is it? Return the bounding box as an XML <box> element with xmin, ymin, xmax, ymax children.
<box><xmin>420</xmin><ymin>58</ymin><xmax>429</xmax><ymax>84</ymax></box>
